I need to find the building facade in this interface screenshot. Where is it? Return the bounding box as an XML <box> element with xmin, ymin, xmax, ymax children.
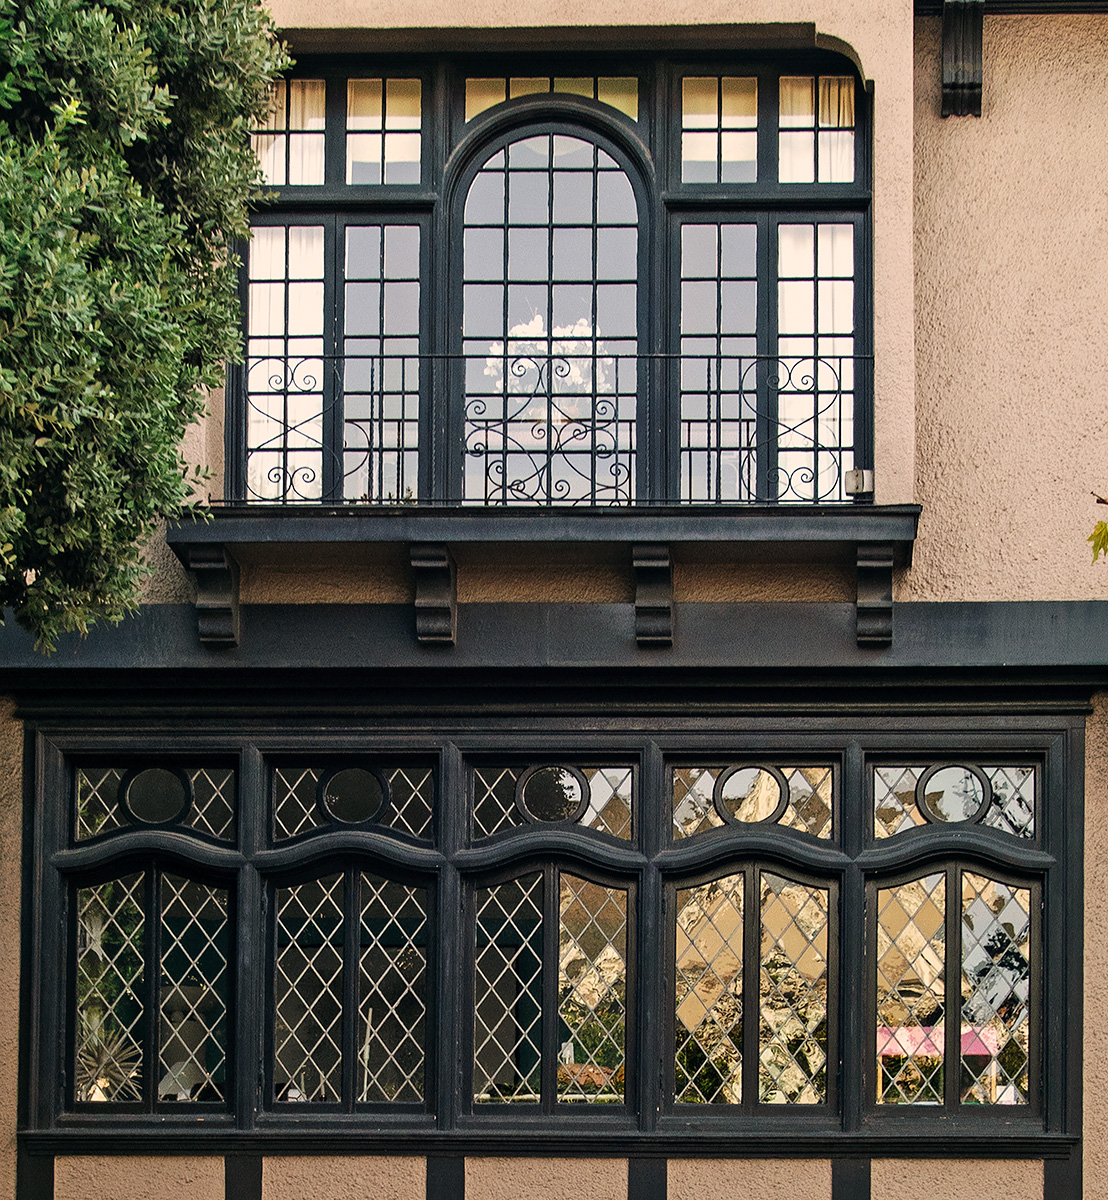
<box><xmin>1</xmin><ymin>3</ymin><xmax>1107</xmax><ymax>1199</ymax></box>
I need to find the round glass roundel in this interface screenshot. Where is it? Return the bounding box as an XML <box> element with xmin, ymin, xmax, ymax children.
<box><xmin>717</xmin><ymin>767</ymin><xmax>784</xmax><ymax>823</ymax></box>
<box><xmin>322</xmin><ymin>768</ymin><xmax>385</xmax><ymax>824</ymax></box>
<box><xmin>125</xmin><ymin>768</ymin><xmax>188</xmax><ymax>824</ymax></box>
<box><xmin>520</xmin><ymin>766</ymin><xmax>585</xmax><ymax>822</ymax></box>
<box><xmin>918</xmin><ymin>765</ymin><xmax>986</xmax><ymax>823</ymax></box>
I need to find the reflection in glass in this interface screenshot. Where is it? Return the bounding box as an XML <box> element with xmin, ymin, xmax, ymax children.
<box><xmin>274</xmin><ymin>875</ymin><xmax>344</xmax><ymax>1102</ymax></box>
<box><xmin>876</xmin><ymin>875</ymin><xmax>946</xmax><ymax>1104</ymax></box>
<box><xmin>126</xmin><ymin>768</ymin><xmax>187</xmax><ymax>824</ymax></box>
<box><xmin>474</xmin><ymin>765</ymin><xmax>633</xmax><ymax>840</ymax></box>
<box><xmin>462</xmin><ymin>133</ymin><xmax>637</xmax><ymax>505</ymax></box>
<box><xmin>675</xmin><ymin>874</ymin><xmax>743</xmax><ymax>1103</ymax></box>
<box><xmin>922</xmin><ymin>766</ymin><xmax>985</xmax><ymax>823</ymax></box>
<box><xmin>558</xmin><ymin>876</ymin><xmax>627</xmax><ymax>1102</ymax></box>
<box><xmin>719</xmin><ymin>768</ymin><xmax>782</xmax><ymax>823</ymax></box>
<box><xmin>674</xmin><ymin>765</ymin><xmax>833</xmax><ymax>840</ymax></box>
<box><xmin>75</xmin><ymin>875</ymin><xmax>145</xmax><ymax>1102</ymax></box>
<box><xmin>961</xmin><ymin>873</ymin><xmax>1031</xmax><ymax>1104</ymax></box>
<box><xmin>682</xmin><ymin>77</ymin><xmax>757</xmax><ymax>183</ymax></box>
<box><xmin>875</xmin><ymin>765</ymin><xmax>1036</xmax><ymax>840</ymax></box>
<box><xmin>323</xmin><ymin>768</ymin><xmax>384</xmax><ymax>823</ymax></box>
<box><xmin>521</xmin><ymin>766</ymin><xmax>584</xmax><ymax>821</ymax></box>
<box><xmin>760</xmin><ymin>874</ymin><xmax>828</xmax><ymax>1103</ymax></box>
<box><xmin>465</xmin><ymin>76</ymin><xmax>639</xmax><ymax>122</ymax></box>
<box><xmin>347</xmin><ymin>78</ymin><xmax>421</xmax><ymax>184</ymax></box>
<box><xmin>159</xmin><ymin>877</ymin><xmax>229</xmax><ymax>1101</ymax></box>
<box><xmin>474</xmin><ymin>875</ymin><xmax>544</xmax><ymax>1102</ymax></box>
<box><xmin>359</xmin><ymin>875</ymin><xmax>428</xmax><ymax>1102</ymax></box>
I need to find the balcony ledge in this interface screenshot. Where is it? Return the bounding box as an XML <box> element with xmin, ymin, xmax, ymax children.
<box><xmin>167</xmin><ymin>504</ymin><xmax>921</xmax><ymax>650</ymax></box>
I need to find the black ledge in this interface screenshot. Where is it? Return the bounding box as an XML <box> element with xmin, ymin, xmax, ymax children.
<box><xmin>167</xmin><ymin>503</ymin><xmax>920</xmax><ymax>556</ymax></box>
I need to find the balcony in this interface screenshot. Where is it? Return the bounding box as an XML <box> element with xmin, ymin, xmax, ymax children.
<box><xmin>169</xmin><ymin>349</ymin><xmax>917</xmax><ymax>650</ymax></box>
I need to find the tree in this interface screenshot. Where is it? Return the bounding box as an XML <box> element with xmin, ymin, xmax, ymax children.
<box><xmin>0</xmin><ymin>0</ymin><xmax>287</xmax><ymax>648</ymax></box>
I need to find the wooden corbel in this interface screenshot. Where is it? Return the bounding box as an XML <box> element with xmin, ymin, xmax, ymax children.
<box><xmin>633</xmin><ymin>543</ymin><xmax>673</xmax><ymax>647</ymax></box>
<box><xmin>181</xmin><ymin>544</ymin><xmax>240</xmax><ymax>647</ymax></box>
<box><xmin>942</xmin><ymin>0</ymin><xmax>985</xmax><ymax>117</ymax></box>
<box><xmin>410</xmin><ymin>542</ymin><xmax>457</xmax><ymax>645</ymax></box>
<box><xmin>856</xmin><ymin>542</ymin><xmax>894</xmax><ymax>647</ymax></box>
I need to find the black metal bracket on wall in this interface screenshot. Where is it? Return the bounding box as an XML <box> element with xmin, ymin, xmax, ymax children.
<box><xmin>174</xmin><ymin>544</ymin><xmax>240</xmax><ymax>647</ymax></box>
<box><xmin>942</xmin><ymin>0</ymin><xmax>985</xmax><ymax>116</ymax></box>
<box><xmin>856</xmin><ymin>542</ymin><xmax>894</xmax><ymax>647</ymax></box>
<box><xmin>633</xmin><ymin>543</ymin><xmax>674</xmax><ymax>647</ymax></box>
<box><xmin>411</xmin><ymin>543</ymin><xmax>457</xmax><ymax>645</ymax></box>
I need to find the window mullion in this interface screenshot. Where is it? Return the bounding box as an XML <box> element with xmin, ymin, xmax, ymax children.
<box><xmin>437</xmin><ymin>741</ymin><xmax>465</xmax><ymax>1128</ymax></box>
<box><xmin>541</xmin><ymin>863</ymin><xmax>558</xmax><ymax>1113</ymax></box>
<box><xmin>638</xmin><ymin>741</ymin><xmax>665</xmax><ymax>1127</ymax></box>
<box><xmin>322</xmin><ymin>214</ymin><xmax>342</xmax><ymax>502</ymax></box>
<box><xmin>944</xmin><ymin>864</ymin><xmax>960</xmax><ymax>1109</ymax></box>
<box><xmin>839</xmin><ymin>742</ymin><xmax>865</xmax><ymax>1131</ymax></box>
<box><xmin>743</xmin><ymin>861</ymin><xmax>759</xmax><ymax>1112</ymax></box>
<box><xmin>758</xmin><ymin>215</ymin><xmax>775</xmax><ymax>501</ymax></box>
<box><xmin>235</xmin><ymin>745</ymin><xmax>265</xmax><ymax>1130</ymax></box>
<box><xmin>342</xmin><ymin>864</ymin><xmax>358</xmax><ymax>1111</ymax></box>
<box><xmin>143</xmin><ymin>865</ymin><xmax>159</xmax><ymax>1113</ymax></box>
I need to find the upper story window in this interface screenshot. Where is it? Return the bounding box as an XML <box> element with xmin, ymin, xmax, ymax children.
<box><xmin>232</xmin><ymin>54</ymin><xmax>871</xmax><ymax>507</ymax></box>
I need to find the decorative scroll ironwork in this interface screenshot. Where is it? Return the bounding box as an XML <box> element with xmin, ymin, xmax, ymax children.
<box><xmin>239</xmin><ymin>351</ymin><xmax>863</xmax><ymax>506</ymax></box>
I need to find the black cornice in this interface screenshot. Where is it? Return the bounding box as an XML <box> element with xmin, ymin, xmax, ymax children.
<box><xmin>917</xmin><ymin>1</ymin><xmax>1108</xmax><ymax>11</ymax></box>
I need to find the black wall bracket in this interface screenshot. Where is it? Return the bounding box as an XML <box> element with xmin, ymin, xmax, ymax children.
<box><xmin>178</xmin><ymin>544</ymin><xmax>240</xmax><ymax>647</ymax></box>
<box><xmin>633</xmin><ymin>543</ymin><xmax>674</xmax><ymax>647</ymax></box>
<box><xmin>942</xmin><ymin>0</ymin><xmax>985</xmax><ymax>117</ymax></box>
<box><xmin>411</xmin><ymin>543</ymin><xmax>457</xmax><ymax>645</ymax></box>
<box><xmin>856</xmin><ymin>542</ymin><xmax>894</xmax><ymax>647</ymax></box>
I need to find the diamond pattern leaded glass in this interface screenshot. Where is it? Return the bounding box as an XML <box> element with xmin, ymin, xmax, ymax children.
<box><xmin>876</xmin><ymin>874</ymin><xmax>946</xmax><ymax>1104</ymax></box>
<box><xmin>981</xmin><ymin>767</ymin><xmax>1035</xmax><ymax>838</ymax></box>
<box><xmin>76</xmin><ymin>768</ymin><xmax>126</xmax><ymax>840</ymax></box>
<box><xmin>558</xmin><ymin>875</ymin><xmax>627</xmax><ymax>1103</ymax></box>
<box><xmin>159</xmin><ymin>877</ymin><xmax>230</xmax><ymax>1101</ymax></box>
<box><xmin>358</xmin><ymin>875</ymin><xmax>428</xmax><ymax>1102</ymax></box>
<box><xmin>183</xmin><ymin>769</ymin><xmax>236</xmax><ymax>840</ymax></box>
<box><xmin>75</xmin><ymin>874</ymin><xmax>145</xmax><ymax>1102</ymax></box>
<box><xmin>675</xmin><ymin>874</ymin><xmax>743</xmax><ymax>1104</ymax></box>
<box><xmin>275</xmin><ymin>874</ymin><xmax>344</xmax><ymax>1102</ymax></box>
<box><xmin>474</xmin><ymin>874</ymin><xmax>543</xmax><ymax>1102</ymax></box>
<box><xmin>759</xmin><ymin>874</ymin><xmax>828</xmax><ymax>1104</ymax></box>
<box><xmin>473</xmin><ymin>765</ymin><xmax>633</xmax><ymax>840</ymax></box>
<box><xmin>273</xmin><ymin>765</ymin><xmax>434</xmax><ymax>840</ymax></box>
<box><xmin>961</xmin><ymin>873</ymin><xmax>1031</xmax><ymax>1104</ymax></box>
<box><xmin>875</xmin><ymin>765</ymin><xmax>1035</xmax><ymax>840</ymax></box>
<box><xmin>672</xmin><ymin>766</ymin><xmax>833</xmax><ymax>840</ymax></box>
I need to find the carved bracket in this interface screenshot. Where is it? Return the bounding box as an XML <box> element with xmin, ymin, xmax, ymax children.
<box><xmin>942</xmin><ymin>0</ymin><xmax>985</xmax><ymax>117</ymax></box>
<box><xmin>633</xmin><ymin>543</ymin><xmax>674</xmax><ymax>647</ymax></box>
<box><xmin>180</xmin><ymin>544</ymin><xmax>240</xmax><ymax>647</ymax></box>
<box><xmin>856</xmin><ymin>542</ymin><xmax>894</xmax><ymax>648</ymax></box>
<box><xmin>411</xmin><ymin>543</ymin><xmax>457</xmax><ymax>645</ymax></box>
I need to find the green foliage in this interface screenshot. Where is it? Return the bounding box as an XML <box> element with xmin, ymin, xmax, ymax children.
<box><xmin>1090</xmin><ymin>520</ymin><xmax>1108</xmax><ymax>564</ymax></box>
<box><xmin>0</xmin><ymin>0</ymin><xmax>288</xmax><ymax>648</ymax></box>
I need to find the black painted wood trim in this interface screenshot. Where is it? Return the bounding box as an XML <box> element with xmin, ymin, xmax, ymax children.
<box><xmin>633</xmin><ymin>544</ymin><xmax>673</xmax><ymax>647</ymax></box>
<box><xmin>1045</xmin><ymin>1148</ymin><xmax>1081</xmax><ymax>1200</ymax></box>
<box><xmin>427</xmin><ymin>1155</ymin><xmax>465</xmax><ymax>1200</ymax></box>
<box><xmin>942</xmin><ymin>0</ymin><xmax>985</xmax><ymax>117</ymax></box>
<box><xmin>411</xmin><ymin>543</ymin><xmax>457</xmax><ymax>645</ymax></box>
<box><xmin>225</xmin><ymin>1154</ymin><xmax>262</xmax><ymax>1200</ymax></box>
<box><xmin>919</xmin><ymin>1</ymin><xmax>1108</xmax><ymax>11</ymax></box>
<box><xmin>832</xmin><ymin>1158</ymin><xmax>870</xmax><ymax>1200</ymax></box>
<box><xmin>16</xmin><ymin>1147</ymin><xmax>52</xmax><ymax>1200</ymax></box>
<box><xmin>174</xmin><ymin>545</ymin><xmax>240</xmax><ymax>647</ymax></box>
<box><xmin>856</xmin><ymin>542</ymin><xmax>894</xmax><ymax>647</ymax></box>
<box><xmin>628</xmin><ymin>1157</ymin><xmax>666</xmax><ymax>1200</ymax></box>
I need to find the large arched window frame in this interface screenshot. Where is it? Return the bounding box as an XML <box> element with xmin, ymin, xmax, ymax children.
<box><xmin>229</xmin><ymin>52</ymin><xmax>873</xmax><ymax>507</ymax></box>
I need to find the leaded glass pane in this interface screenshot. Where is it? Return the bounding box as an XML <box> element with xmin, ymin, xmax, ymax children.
<box><xmin>474</xmin><ymin>874</ymin><xmax>544</xmax><ymax>1102</ymax></box>
<box><xmin>183</xmin><ymin>768</ymin><xmax>236</xmax><ymax>840</ymax></box>
<box><xmin>558</xmin><ymin>876</ymin><xmax>626</xmax><ymax>1103</ymax></box>
<box><xmin>473</xmin><ymin>765</ymin><xmax>632</xmax><ymax>839</ymax></box>
<box><xmin>159</xmin><ymin>877</ymin><xmax>229</xmax><ymax>1102</ymax></box>
<box><xmin>759</xmin><ymin>874</ymin><xmax>828</xmax><ymax>1104</ymax></box>
<box><xmin>75</xmin><ymin>874</ymin><xmax>145</xmax><ymax>1102</ymax></box>
<box><xmin>875</xmin><ymin>764</ymin><xmax>1036</xmax><ymax>840</ymax></box>
<box><xmin>675</xmin><ymin>874</ymin><xmax>743</xmax><ymax>1104</ymax></box>
<box><xmin>273</xmin><ymin>765</ymin><xmax>434</xmax><ymax>840</ymax></box>
<box><xmin>76</xmin><ymin>768</ymin><xmax>126</xmax><ymax>840</ymax></box>
<box><xmin>961</xmin><ymin>873</ymin><xmax>1032</xmax><ymax>1104</ymax></box>
<box><xmin>358</xmin><ymin>875</ymin><xmax>428</xmax><ymax>1102</ymax></box>
<box><xmin>876</xmin><ymin>874</ymin><xmax>946</xmax><ymax>1104</ymax></box>
<box><xmin>672</xmin><ymin>765</ymin><xmax>833</xmax><ymax>840</ymax></box>
<box><xmin>982</xmin><ymin>767</ymin><xmax>1035</xmax><ymax>838</ymax></box>
<box><xmin>873</xmin><ymin>765</ymin><xmax>926</xmax><ymax>838</ymax></box>
<box><xmin>274</xmin><ymin>874</ymin><xmax>344</xmax><ymax>1102</ymax></box>
<box><xmin>465</xmin><ymin>76</ymin><xmax>639</xmax><ymax>122</ymax></box>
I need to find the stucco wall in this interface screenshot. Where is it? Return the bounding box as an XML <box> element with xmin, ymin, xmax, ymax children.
<box><xmin>910</xmin><ymin>14</ymin><xmax>1108</xmax><ymax>602</ymax></box>
<box><xmin>465</xmin><ymin>1156</ymin><xmax>626</xmax><ymax>1200</ymax></box>
<box><xmin>54</xmin><ymin>1156</ymin><xmax>225</xmax><ymax>1200</ymax></box>
<box><xmin>870</xmin><ymin>1159</ymin><xmax>1042</xmax><ymax>1200</ymax></box>
<box><xmin>669</xmin><ymin>1158</ymin><xmax>831</xmax><ymax>1200</ymax></box>
<box><xmin>262</xmin><ymin>1155</ymin><xmax>424</xmax><ymax>1199</ymax></box>
<box><xmin>0</xmin><ymin>701</ymin><xmax>19</xmax><ymax>1200</ymax></box>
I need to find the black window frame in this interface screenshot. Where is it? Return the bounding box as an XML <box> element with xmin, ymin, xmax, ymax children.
<box><xmin>227</xmin><ymin>49</ymin><xmax>874</xmax><ymax>507</ymax></box>
<box><xmin>23</xmin><ymin>711</ymin><xmax>1078</xmax><ymax>1162</ymax></box>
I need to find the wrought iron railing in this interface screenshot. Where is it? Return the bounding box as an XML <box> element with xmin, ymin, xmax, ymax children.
<box><xmin>234</xmin><ymin>351</ymin><xmax>869</xmax><ymax>506</ymax></box>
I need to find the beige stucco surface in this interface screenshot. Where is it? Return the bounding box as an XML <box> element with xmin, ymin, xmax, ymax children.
<box><xmin>910</xmin><ymin>14</ymin><xmax>1108</xmax><ymax>602</ymax></box>
<box><xmin>668</xmin><ymin>1157</ymin><xmax>831</xmax><ymax>1200</ymax></box>
<box><xmin>1085</xmin><ymin>693</ymin><xmax>1108</xmax><ymax>1197</ymax></box>
<box><xmin>262</xmin><ymin>1155</ymin><xmax>425</xmax><ymax>1199</ymax></box>
<box><xmin>465</xmin><ymin>1156</ymin><xmax>626</xmax><ymax>1200</ymax></box>
<box><xmin>54</xmin><ymin>1156</ymin><xmax>224</xmax><ymax>1200</ymax></box>
<box><xmin>0</xmin><ymin>701</ymin><xmax>19</xmax><ymax>1200</ymax></box>
<box><xmin>871</xmin><ymin>1158</ymin><xmax>1042</xmax><ymax>1200</ymax></box>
